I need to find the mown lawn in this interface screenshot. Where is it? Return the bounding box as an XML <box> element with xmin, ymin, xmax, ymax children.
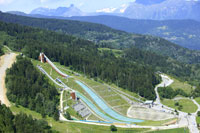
<box><xmin>195</xmin><ymin>97</ymin><xmax>200</xmax><ymax>105</ymax></box>
<box><xmin>149</xmin><ymin>127</ymin><xmax>189</xmax><ymax>133</ymax></box>
<box><xmin>9</xmin><ymin>104</ymin><xmax>150</xmax><ymax>133</ymax></box>
<box><xmin>138</xmin><ymin>118</ymin><xmax>177</xmax><ymax>126</ymax></box>
<box><xmin>162</xmin><ymin>99</ymin><xmax>198</xmax><ymax>113</ymax></box>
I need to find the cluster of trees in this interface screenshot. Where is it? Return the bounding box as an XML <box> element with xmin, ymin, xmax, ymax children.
<box><xmin>158</xmin><ymin>87</ymin><xmax>188</xmax><ymax>99</ymax></box>
<box><xmin>64</xmin><ymin>111</ymin><xmax>72</xmax><ymax>120</ymax></box>
<box><xmin>192</xmin><ymin>86</ymin><xmax>200</xmax><ymax>98</ymax></box>
<box><xmin>110</xmin><ymin>125</ymin><xmax>117</xmax><ymax>131</ymax></box>
<box><xmin>174</xmin><ymin>102</ymin><xmax>183</xmax><ymax>111</ymax></box>
<box><xmin>0</xmin><ymin>21</ymin><xmax>159</xmax><ymax>99</ymax></box>
<box><xmin>0</xmin><ymin>104</ymin><xmax>55</xmax><ymax>133</ymax></box>
<box><xmin>0</xmin><ymin>44</ymin><xmax>3</xmax><ymax>56</ymax></box>
<box><xmin>5</xmin><ymin>56</ymin><xmax>59</xmax><ymax>119</ymax></box>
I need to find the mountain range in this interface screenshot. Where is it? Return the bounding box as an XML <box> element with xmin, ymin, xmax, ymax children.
<box><xmin>123</xmin><ymin>0</ymin><xmax>200</xmax><ymax>20</ymax></box>
<box><xmin>30</xmin><ymin>4</ymin><xmax>86</xmax><ymax>17</ymax></box>
<box><xmin>26</xmin><ymin>0</ymin><xmax>200</xmax><ymax>21</ymax></box>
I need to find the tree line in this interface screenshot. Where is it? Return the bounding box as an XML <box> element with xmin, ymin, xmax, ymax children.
<box><xmin>6</xmin><ymin>56</ymin><xmax>59</xmax><ymax>119</ymax></box>
<box><xmin>192</xmin><ymin>86</ymin><xmax>200</xmax><ymax>98</ymax></box>
<box><xmin>0</xmin><ymin>44</ymin><xmax>3</xmax><ymax>56</ymax></box>
<box><xmin>0</xmin><ymin>104</ymin><xmax>56</xmax><ymax>133</ymax></box>
<box><xmin>158</xmin><ymin>87</ymin><xmax>188</xmax><ymax>99</ymax></box>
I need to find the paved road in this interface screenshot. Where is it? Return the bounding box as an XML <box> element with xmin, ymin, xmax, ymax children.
<box><xmin>154</xmin><ymin>74</ymin><xmax>199</xmax><ymax>133</ymax></box>
<box><xmin>0</xmin><ymin>53</ymin><xmax>17</xmax><ymax>106</ymax></box>
<box><xmin>155</xmin><ymin>74</ymin><xmax>174</xmax><ymax>105</ymax></box>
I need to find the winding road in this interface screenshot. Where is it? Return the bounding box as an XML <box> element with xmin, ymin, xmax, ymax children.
<box><xmin>154</xmin><ymin>74</ymin><xmax>200</xmax><ymax>133</ymax></box>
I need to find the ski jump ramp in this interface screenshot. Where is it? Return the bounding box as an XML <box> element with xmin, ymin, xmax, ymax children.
<box><xmin>39</xmin><ymin>53</ymin><xmax>69</xmax><ymax>78</ymax></box>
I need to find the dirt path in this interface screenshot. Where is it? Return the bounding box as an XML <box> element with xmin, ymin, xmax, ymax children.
<box><xmin>0</xmin><ymin>53</ymin><xmax>17</xmax><ymax>106</ymax></box>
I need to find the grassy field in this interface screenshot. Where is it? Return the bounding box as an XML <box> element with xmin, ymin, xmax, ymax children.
<box><xmin>196</xmin><ymin>116</ymin><xmax>200</xmax><ymax>125</ymax></box>
<box><xmin>162</xmin><ymin>99</ymin><xmax>198</xmax><ymax>113</ymax></box>
<box><xmin>149</xmin><ymin>128</ymin><xmax>189</xmax><ymax>133</ymax></box>
<box><xmin>110</xmin><ymin>84</ymin><xmax>145</xmax><ymax>101</ymax></box>
<box><xmin>169</xmin><ymin>76</ymin><xmax>193</xmax><ymax>94</ymax></box>
<box><xmin>195</xmin><ymin>97</ymin><xmax>200</xmax><ymax>105</ymax></box>
<box><xmin>10</xmin><ymin>104</ymin><xmax>151</xmax><ymax>133</ymax></box>
<box><xmin>138</xmin><ymin>118</ymin><xmax>177</xmax><ymax>126</ymax></box>
<box><xmin>87</xmin><ymin>114</ymin><xmax>103</xmax><ymax>121</ymax></box>
<box><xmin>98</xmin><ymin>48</ymin><xmax>123</xmax><ymax>58</ymax></box>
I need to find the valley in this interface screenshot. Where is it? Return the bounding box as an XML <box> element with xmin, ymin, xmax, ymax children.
<box><xmin>1</xmin><ymin>3</ymin><xmax>200</xmax><ymax>132</ymax></box>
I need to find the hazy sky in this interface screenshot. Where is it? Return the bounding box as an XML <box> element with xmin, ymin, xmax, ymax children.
<box><xmin>0</xmin><ymin>0</ymin><xmax>135</xmax><ymax>13</ymax></box>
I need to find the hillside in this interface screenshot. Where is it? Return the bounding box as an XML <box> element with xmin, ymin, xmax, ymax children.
<box><xmin>68</xmin><ymin>15</ymin><xmax>200</xmax><ymax>50</ymax></box>
<box><xmin>0</xmin><ymin>104</ymin><xmax>54</xmax><ymax>133</ymax></box>
<box><xmin>0</xmin><ymin>20</ymin><xmax>162</xmax><ymax>99</ymax></box>
<box><xmin>1</xmin><ymin>12</ymin><xmax>200</xmax><ymax>64</ymax></box>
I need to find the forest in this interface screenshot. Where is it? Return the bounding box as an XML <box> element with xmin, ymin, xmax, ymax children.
<box><xmin>1</xmin><ymin>12</ymin><xmax>200</xmax><ymax>64</ymax></box>
<box><xmin>0</xmin><ymin>21</ymin><xmax>160</xmax><ymax>99</ymax></box>
<box><xmin>123</xmin><ymin>47</ymin><xmax>193</xmax><ymax>82</ymax></box>
<box><xmin>0</xmin><ymin>104</ymin><xmax>55</xmax><ymax>133</ymax></box>
<box><xmin>5</xmin><ymin>56</ymin><xmax>59</xmax><ymax>119</ymax></box>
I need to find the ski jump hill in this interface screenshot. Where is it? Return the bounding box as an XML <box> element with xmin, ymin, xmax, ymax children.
<box><xmin>39</xmin><ymin>53</ymin><xmax>69</xmax><ymax>78</ymax></box>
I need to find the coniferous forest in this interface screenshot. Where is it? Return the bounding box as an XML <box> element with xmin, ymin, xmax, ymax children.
<box><xmin>0</xmin><ymin>104</ymin><xmax>55</xmax><ymax>133</ymax></box>
<box><xmin>5</xmin><ymin>56</ymin><xmax>59</xmax><ymax>119</ymax></box>
<box><xmin>1</xmin><ymin>21</ymin><xmax>159</xmax><ymax>99</ymax></box>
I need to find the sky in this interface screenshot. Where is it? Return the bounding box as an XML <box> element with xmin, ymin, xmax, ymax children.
<box><xmin>0</xmin><ymin>0</ymin><xmax>135</xmax><ymax>13</ymax></box>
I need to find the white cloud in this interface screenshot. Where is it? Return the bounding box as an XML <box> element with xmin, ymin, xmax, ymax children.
<box><xmin>0</xmin><ymin>0</ymin><xmax>13</xmax><ymax>5</ymax></box>
<box><xmin>78</xmin><ymin>2</ymin><xmax>84</xmax><ymax>7</ymax></box>
<box><xmin>40</xmin><ymin>0</ymin><xmax>48</xmax><ymax>3</ymax></box>
<box><xmin>96</xmin><ymin>7</ymin><xmax>117</xmax><ymax>13</ymax></box>
<box><xmin>119</xmin><ymin>4</ymin><xmax>128</xmax><ymax>13</ymax></box>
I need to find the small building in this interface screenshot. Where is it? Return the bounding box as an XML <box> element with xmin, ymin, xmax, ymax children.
<box><xmin>144</xmin><ymin>100</ymin><xmax>153</xmax><ymax>105</ymax></box>
<box><xmin>70</xmin><ymin>91</ymin><xmax>76</xmax><ymax>100</ymax></box>
<box><xmin>39</xmin><ymin>53</ymin><xmax>46</xmax><ymax>63</ymax></box>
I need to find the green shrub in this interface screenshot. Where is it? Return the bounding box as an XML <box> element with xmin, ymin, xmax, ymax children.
<box><xmin>110</xmin><ymin>125</ymin><xmax>117</xmax><ymax>132</ymax></box>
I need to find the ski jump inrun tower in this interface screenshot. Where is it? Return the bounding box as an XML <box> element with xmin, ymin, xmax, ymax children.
<box><xmin>39</xmin><ymin>53</ymin><xmax>69</xmax><ymax>78</ymax></box>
